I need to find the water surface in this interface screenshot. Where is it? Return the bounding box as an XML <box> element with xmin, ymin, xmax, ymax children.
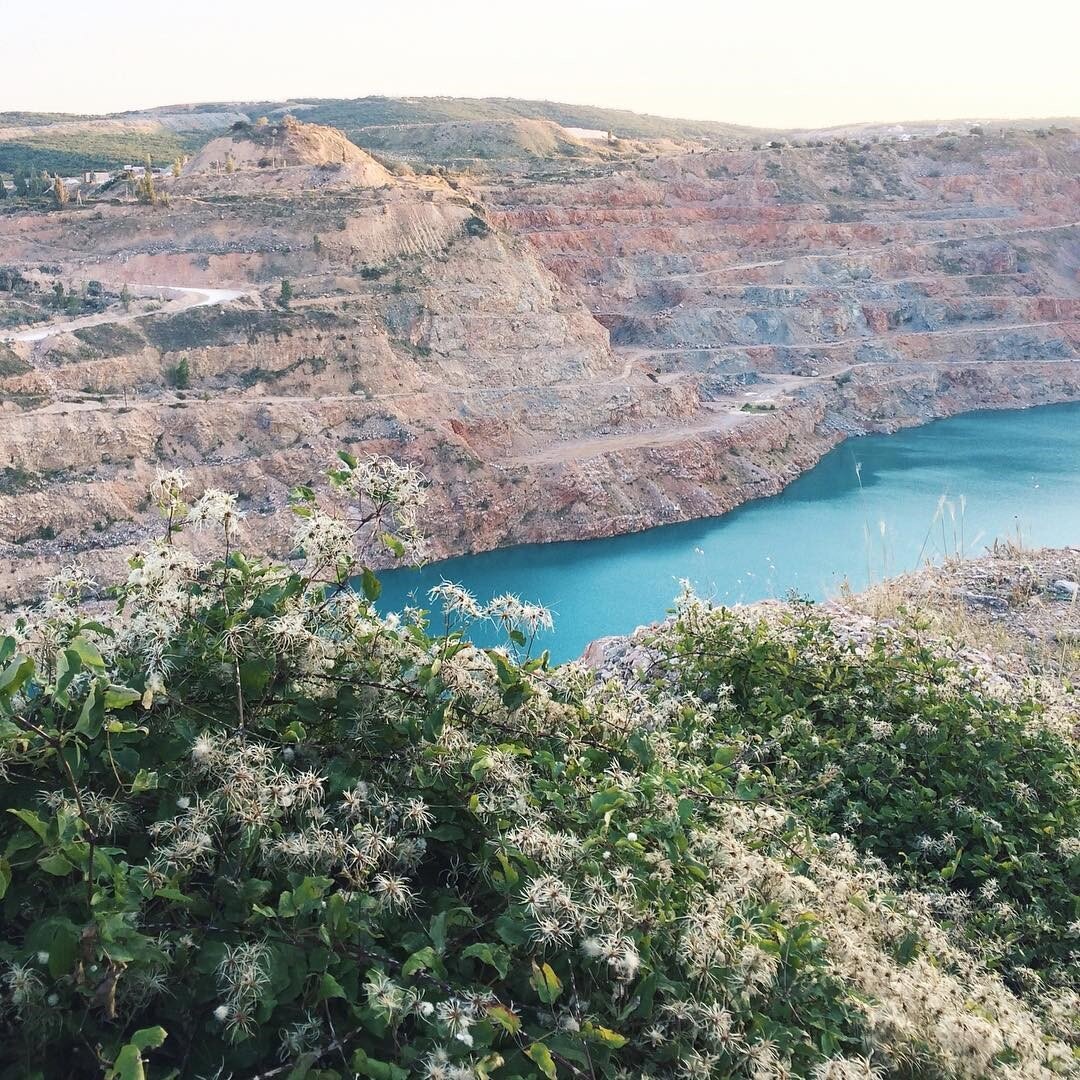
<box><xmin>378</xmin><ymin>403</ymin><xmax>1080</xmax><ymax>661</ymax></box>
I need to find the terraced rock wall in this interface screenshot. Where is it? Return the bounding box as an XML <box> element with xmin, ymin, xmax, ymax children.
<box><xmin>1</xmin><ymin>128</ymin><xmax>1078</xmax><ymax>602</ymax></box>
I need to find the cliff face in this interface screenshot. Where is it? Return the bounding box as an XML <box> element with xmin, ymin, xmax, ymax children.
<box><xmin>1</xmin><ymin>125</ymin><xmax>1078</xmax><ymax>601</ymax></box>
<box><xmin>468</xmin><ymin>132</ymin><xmax>1080</xmax><ymax>535</ymax></box>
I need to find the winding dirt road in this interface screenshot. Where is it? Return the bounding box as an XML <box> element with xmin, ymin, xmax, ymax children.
<box><xmin>1</xmin><ymin>286</ymin><xmax>249</xmax><ymax>343</ymax></box>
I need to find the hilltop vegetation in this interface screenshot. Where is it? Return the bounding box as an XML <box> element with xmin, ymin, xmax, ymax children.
<box><xmin>0</xmin><ymin>95</ymin><xmax>770</xmax><ymax>177</ymax></box>
<box><xmin>5</xmin><ymin>94</ymin><xmax>1078</xmax><ymax>178</ymax></box>
<box><xmin>0</xmin><ymin>130</ymin><xmax>203</xmax><ymax>178</ymax></box>
<box><xmin>0</xmin><ymin>458</ymin><xmax>1076</xmax><ymax>1079</ymax></box>
<box><xmin>283</xmin><ymin>96</ymin><xmax>769</xmax><ymax>144</ymax></box>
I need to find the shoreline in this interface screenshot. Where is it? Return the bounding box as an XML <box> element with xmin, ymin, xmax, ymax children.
<box><xmin>420</xmin><ymin>367</ymin><xmax>1080</xmax><ymax>564</ymax></box>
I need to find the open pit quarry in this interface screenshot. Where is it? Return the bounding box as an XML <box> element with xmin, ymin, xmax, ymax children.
<box><xmin>1</xmin><ymin>117</ymin><xmax>1078</xmax><ymax>601</ymax></box>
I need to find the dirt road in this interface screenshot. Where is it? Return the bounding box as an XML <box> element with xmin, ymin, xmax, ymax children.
<box><xmin>1</xmin><ymin>286</ymin><xmax>250</xmax><ymax>344</ymax></box>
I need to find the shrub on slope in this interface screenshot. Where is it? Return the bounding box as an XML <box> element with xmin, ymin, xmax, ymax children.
<box><xmin>653</xmin><ymin>601</ymin><xmax>1079</xmax><ymax>988</ymax></box>
<box><xmin>0</xmin><ymin>458</ymin><xmax>1075</xmax><ymax>1079</ymax></box>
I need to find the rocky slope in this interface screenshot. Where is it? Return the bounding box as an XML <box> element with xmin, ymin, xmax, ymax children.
<box><xmin>475</xmin><ymin>131</ymin><xmax>1080</xmax><ymax>530</ymax></box>
<box><xmin>0</xmin><ymin>122</ymin><xmax>1078</xmax><ymax>602</ymax></box>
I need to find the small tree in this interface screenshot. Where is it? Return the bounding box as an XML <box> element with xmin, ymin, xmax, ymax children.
<box><xmin>167</xmin><ymin>357</ymin><xmax>191</xmax><ymax>389</ymax></box>
<box><xmin>279</xmin><ymin>277</ymin><xmax>293</xmax><ymax>306</ymax></box>
<box><xmin>172</xmin><ymin>157</ymin><xmax>182</xmax><ymax>178</ymax></box>
<box><xmin>313</xmin><ymin>233</ymin><xmax>323</xmax><ymax>256</ymax></box>
<box><xmin>52</xmin><ymin>174</ymin><xmax>69</xmax><ymax>208</ymax></box>
<box><xmin>0</xmin><ymin>175</ymin><xmax>7</xmax><ymax>200</ymax></box>
<box><xmin>135</xmin><ymin>170</ymin><xmax>158</xmax><ymax>205</ymax></box>
<box><xmin>225</xmin><ymin>153</ymin><xmax>236</xmax><ymax>174</ymax></box>
<box><xmin>120</xmin><ymin>283</ymin><xmax>132</xmax><ymax>310</ymax></box>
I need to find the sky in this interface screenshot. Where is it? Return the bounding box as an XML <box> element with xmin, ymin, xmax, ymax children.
<box><xmin>2</xmin><ymin>0</ymin><xmax>1078</xmax><ymax>129</ymax></box>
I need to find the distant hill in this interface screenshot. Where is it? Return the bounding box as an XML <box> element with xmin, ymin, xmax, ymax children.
<box><xmin>0</xmin><ymin>116</ymin><xmax>208</xmax><ymax>176</ymax></box>
<box><xmin>788</xmin><ymin>116</ymin><xmax>1080</xmax><ymax>141</ymax></box>
<box><xmin>257</xmin><ymin>96</ymin><xmax>772</xmax><ymax>144</ymax></box>
<box><xmin>0</xmin><ymin>96</ymin><xmax>772</xmax><ymax>175</ymax></box>
<box><xmin>2</xmin><ymin>95</ymin><xmax>1077</xmax><ymax>176</ymax></box>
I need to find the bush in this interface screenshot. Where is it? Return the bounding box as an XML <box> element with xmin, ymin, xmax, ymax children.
<box><xmin>657</xmin><ymin>604</ymin><xmax>1080</xmax><ymax>987</ymax></box>
<box><xmin>0</xmin><ymin>457</ymin><xmax>1075</xmax><ymax>1079</ymax></box>
<box><xmin>165</xmin><ymin>357</ymin><xmax>191</xmax><ymax>390</ymax></box>
<box><xmin>464</xmin><ymin>216</ymin><xmax>491</xmax><ymax>239</ymax></box>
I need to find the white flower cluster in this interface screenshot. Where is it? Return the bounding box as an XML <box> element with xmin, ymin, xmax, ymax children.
<box><xmin>188</xmin><ymin>489</ymin><xmax>243</xmax><ymax>541</ymax></box>
<box><xmin>214</xmin><ymin>941</ymin><xmax>271</xmax><ymax>1042</ymax></box>
<box><xmin>428</xmin><ymin>582</ymin><xmax>554</xmax><ymax>641</ymax></box>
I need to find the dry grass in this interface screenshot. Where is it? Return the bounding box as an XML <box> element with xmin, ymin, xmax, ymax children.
<box><xmin>834</xmin><ymin>544</ymin><xmax>1080</xmax><ymax>685</ymax></box>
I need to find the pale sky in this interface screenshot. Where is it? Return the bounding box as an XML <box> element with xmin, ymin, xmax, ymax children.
<box><xmin>3</xmin><ymin>0</ymin><xmax>1078</xmax><ymax>129</ymax></box>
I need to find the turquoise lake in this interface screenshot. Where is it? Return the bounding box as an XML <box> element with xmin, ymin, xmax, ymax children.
<box><xmin>378</xmin><ymin>403</ymin><xmax>1080</xmax><ymax>661</ymax></box>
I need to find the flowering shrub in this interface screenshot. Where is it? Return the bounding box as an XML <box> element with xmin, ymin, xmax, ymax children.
<box><xmin>0</xmin><ymin>457</ymin><xmax>1076</xmax><ymax>1079</ymax></box>
<box><xmin>652</xmin><ymin>603</ymin><xmax>1080</xmax><ymax>990</ymax></box>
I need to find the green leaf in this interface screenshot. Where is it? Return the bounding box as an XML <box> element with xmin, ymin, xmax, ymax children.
<box><xmin>401</xmin><ymin>946</ymin><xmax>440</xmax><ymax>978</ymax></box>
<box><xmin>104</xmin><ymin>686</ymin><xmax>142</xmax><ymax>711</ymax></box>
<box><xmin>940</xmin><ymin>849</ymin><xmax>964</xmax><ymax>881</ymax></box>
<box><xmin>317</xmin><ymin>972</ymin><xmax>346</xmax><ymax>1001</ymax></box>
<box><xmin>351</xmin><ymin>1048</ymin><xmax>408</xmax><ymax>1080</ymax></box>
<box><xmin>589</xmin><ymin>789</ymin><xmax>625</xmax><ymax>819</ymax></box>
<box><xmin>286</xmin><ymin>1052</ymin><xmax>319</xmax><ymax>1080</ymax></box>
<box><xmin>582</xmin><ymin>1023</ymin><xmax>627</xmax><ymax>1048</ymax></box>
<box><xmin>131</xmin><ymin>769</ymin><xmax>159</xmax><ymax>794</ymax></box>
<box><xmin>628</xmin><ymin>730</ymin><xmax>654</xmax><ymax>767</ymax></box>
<box><xmin>130</xmin><ymin>1028</ymin><xmax>167</xmax><ymax>1052</ymax></box>
<box><xmin>426</xmin><ymin>824</ymin><xmax>463</xmax><ymax>842</ymax></box>
<box><xmin>361</xmin><ymin>567</ymin><xmax>382</xmax><ymax>602</ymax></box>
<box><xmin>488</xmin><ymin>650</ymin><xmax>517</xmax><ymax>687</ymax></box>
<box><xmin>0</xmin><ymin>653</ymin><xmax>34</xmax><ymax>697</ymax></box>
<box><xmin>461</xmin><ymin>942</ymin><xmax>511</xmax><ymax>980</ymax></box>
<box><xmin>74</xmin><ymin>682</ymin><xmax>104</xmax><ymax>737</ymax></box>
<box><xmin>493</xmin><ymin>914</ymin><xmax>530</xmax><ymax>947</ymax></box>
<box><xmin>0</xmin><ymin>857</ymin><xmax>9</xmax><ymax>899</ymax></box>
<box><xmin>475</xmin><ymin>1054</ymin><xmax>505</xmax><ymax>1080</ymax></box>
<box><xmin>68</xmin><ymin>635</ymin><xmax>105</xmax><ymax>671</ymax></box>
<box><xmin>54</xmin><ymin>648</ymin><xmax>82</xmax><ymax>704</ymax></box>
<box><xmin>283</xmin><ymin>721</ymin><xmax>307</xmax><ymax>743</ymax></box>
<box><xmin>38</xmin><ymin>851</ymin><xmax>76</xmax><ymax>876</ymax></box>
<box><xmin>529</xmin><ymin>961</ymin><xmax>562</xmax><ymax>1005</ymax></box>
<box><xmin>107</xmin><ymin>1030</ymin><xmax>165</xmax><ymax>1080</ymax></box>
<box><xmin>428</xmin><ymin>909</ymin><xmax>449</xmax><ymax>952</ymax></box>
<box><xmin>381</xmin><ymin>532</ymin><xmax>406</xmax><ymax>558</ymax></box>
<box><xmin>48</xmin><ymin>923</ymin><xmax>80</xmax><ymax>978</ymax></box>
<box><xmin>8</xmin><ymin>808</ymin><xmax>49</xmax><ymax>842</ymax></box>
<box><xmin>239</xmin><ymin>658</ymin><xmax>272</xmax><ymax>696</ymax></box>
<box><xmin>525</xmin><ymin>1042</ymin><xmax>557</xmax><ymax>1079</ymax></box>
<box><xmin>110</xmin><ymin>1045</ymin><xmax>145</xmax><ymax>1080</ymax></box>
<box><xmin>485</xmin><ymin>1003</ymin><xmax>521</xmax><ymax>1035</ymax></box>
